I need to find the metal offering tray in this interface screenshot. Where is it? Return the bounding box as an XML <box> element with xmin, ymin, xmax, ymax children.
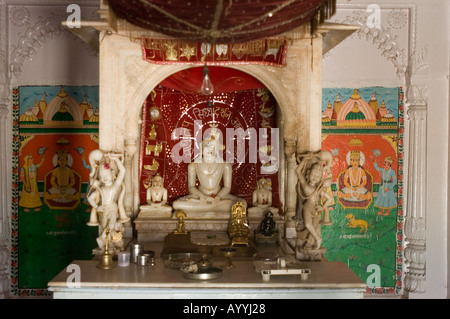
<box><xmin>183</xmin><ymin>267</ymin><xmax>223</xmax><ymax>281</ymax></box>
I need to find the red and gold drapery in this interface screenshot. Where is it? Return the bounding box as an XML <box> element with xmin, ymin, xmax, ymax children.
<box><xmin>139</xmin><ymin>75</ymin><xmax>281</xmax><ymax>209</ymax></box>
<box><xmin>142</xmin><ymin>37</ymin><xmax>287</xmax><ymax>66</ymax></box>
<box><xmin>159</xmin><ymin>66</ymin><xmax>266</xmax><ymax>94</ymax></box>
<box><xmin>108</xmin><ymin>0</ymin><xmax>336</xmax><ymax>43</ymax></box>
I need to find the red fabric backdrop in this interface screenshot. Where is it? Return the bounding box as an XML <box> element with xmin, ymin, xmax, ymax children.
<box><xmin>139</xmin><ymin>68</ymin><xmax>281</xmax><ymax>211</ymax></box>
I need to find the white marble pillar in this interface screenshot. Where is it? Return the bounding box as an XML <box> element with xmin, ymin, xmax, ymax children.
<box><xmin>0</xmin><ymin>104</ymin><xmax>10</xmax><ymax>298</ymax></box>
<box><xmin>296</xmin><ymin>33</ymin><xmax>323</xmax><ymax>154</ymax></box>
<box><xmin>285</xmin><ymin>155</ymin><xmax>299</xmax><ymax>238</ymax></box>
<box><xmin>404</xmin><ymin>103</ymin><xmax>427</xmax><ymax>293</ymax></box>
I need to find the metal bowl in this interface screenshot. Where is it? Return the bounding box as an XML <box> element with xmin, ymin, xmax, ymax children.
<box><xmin>183</xmin><ymin>267</ymin><xmax>223</xmax><ymax>281</ymax></box>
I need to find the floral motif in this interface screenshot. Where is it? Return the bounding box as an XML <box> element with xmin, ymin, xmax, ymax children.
<box><xmin>9</xmin><ymin>6</ymin><xmax>30</xmax><ymax>27</ymax></box>
<box><xmin>387</xmin><ymin>9</ymin><xmax>408</xmax><ymax>30</ymax></box>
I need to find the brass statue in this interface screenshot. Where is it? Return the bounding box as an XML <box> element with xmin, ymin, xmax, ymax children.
<box><xmin>173</xmin><ymin>210</ymin><xmax>188</xmax><ymax>235</ymax></box>
<box><xmin>228</xmin><ymin>201</ymin><xmax>250</xmax><ymax>246</ymax></box>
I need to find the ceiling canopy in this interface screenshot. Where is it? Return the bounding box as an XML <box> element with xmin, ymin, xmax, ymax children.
<box><xmin>107</xmin><ymin>0</ymin><xmax>336</xmax><ymax>43</ymax></box>
<box><xmin>160</xmin><ymin>66</ymin><xmax>266</xmax><ymax>94</ymax></box>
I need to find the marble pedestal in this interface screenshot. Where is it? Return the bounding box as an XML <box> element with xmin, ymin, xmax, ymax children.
<box><xmin>134</xmin><ymin>215</ymin><xmax>285</xmax><ymax>242</ymax></box>
<box><xmin>138</xmin><ymin>205</ymin><xmax>173</xmax><ymax>218</ymax></box>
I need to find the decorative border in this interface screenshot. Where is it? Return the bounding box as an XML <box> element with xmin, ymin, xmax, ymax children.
<box><xmin>365</xmin><ymin>87</ymin><xmax>404</xmax><ymax>295</ymax></box>
<box><xmin>141</xmin><ymin>37</ymin><xmax>288</xmax><ymax>67</ymax></box>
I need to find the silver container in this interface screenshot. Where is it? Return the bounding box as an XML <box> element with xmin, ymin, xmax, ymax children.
<box><xmin>129</xmin><ymin>243</ymin><xmax>144</xmax><ymax>263</ymax></box>
<box><xmin>137</xmin><ymin>254</ymin><xmax>149</xmax><ymax>266</ymax></box>
<box><xmin>141</xmin><ymin>250</ymin><xmax>155</xmax><ymax>266</ymax></box>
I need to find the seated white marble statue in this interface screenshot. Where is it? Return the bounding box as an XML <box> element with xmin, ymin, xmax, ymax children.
<box><xmin>139</xmin><ymin>173</ymin><xmax>172</xmax><ymax>218</ymax></box>
<box><xmin>146</xmin><ymin>173</ymin><xmax>168</xmax><ymax>206</ymax></box>
<box><xmin>248</xmin><ymin>177</ymin><xmax>279</xmax><ymax>219</ymax></box>
<box><xmin>172</xmin><ymin>128</ymin><xmax>247</xmax><ymax>219</ymax></box>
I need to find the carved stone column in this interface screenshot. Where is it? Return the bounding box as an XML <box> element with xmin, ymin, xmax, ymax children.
<box><xmin>0</xmin><ymin>105</ymin><xmax>10</xmax><ymax>298</ymax></box>
<box><xmin>404</xmin><ymin>103</ymin><xmax>427</xmax><ymax>293</ymax></box>
<box><xmin>284</xmin><ymin>140</ymin><xmax>297</xmax><ymax>238</ymax></box>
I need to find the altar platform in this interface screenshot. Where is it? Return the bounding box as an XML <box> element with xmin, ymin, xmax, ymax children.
<box><xmin>48</xmin><ymin>241</ymin><xmax>366</xmax><ymax>299</ymax></box>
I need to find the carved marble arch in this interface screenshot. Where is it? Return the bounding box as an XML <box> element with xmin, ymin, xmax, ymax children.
<box><xmin>125</xmin><ymin>64</ymin><xmax>290</xmax><ymax>217</ymax></box>
<box><xmin>99</xmin><ymin>27</ymin><xmax>323</xmax><ymax>226</ymax></box>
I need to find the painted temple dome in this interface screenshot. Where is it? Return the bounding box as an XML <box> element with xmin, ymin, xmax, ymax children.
<box><xmin>31</xmin><ymin>99</ymin><xmax>40</xmax><ymax>117</ymax></box>
<box><xmin>80</xmin><ymin>95</ymin><xmax>92</xmax><ymax>120</ymax></box>
<box><xmin>43</xmin><ymin>87</ymin><xmax>83</xmax><ymax>125</ymax></box>
<box><xmin>380</xmin><ymin>107</ymin><xmax>397</xmax><ymax>124</ymax></box>
<box><xmin>368</xmin><ymin>92</ymin><xmax>379</xmax><ymax>116</ymax></box>
<box><xmin>333</xmin><ymin>94</ymin><xmax>342</xmax><ymax>115</ymax></box>
<box><xmin>324</xmin><ymin>100</ymin><xmax>333</xmax><ymax>120</ymax></box>
<box><xmin>376</xmin><ymin>100</ymin><xmax>388</xmax><ymax>119</ymax></box>
<box><xmin>345</xmin><ymin>102</ymin><xmax>366</xmax><ymax>120</ymax></box>
<box><xmin>19</xmin><ymin>106</ymin><xmax>38</xmax><ymax>122</ymax></box>
<box><xmin>322</xmin><ymin>110</ymin><xmax>331</xmax><ymax>123</ymax></box>
<box><xmin>38</xmin><ymin>93</ymin><xmax>47</xmax><ymax>118</ymax></box>
<box><xmin>89</xmin><ymin>108</ymin><xmax>99</xmax><ymax>123</ymax></box>
<box><xmin>336</xmin><ymin>89</ymin><xmax>376</xmax><ymax>127</ymax></box>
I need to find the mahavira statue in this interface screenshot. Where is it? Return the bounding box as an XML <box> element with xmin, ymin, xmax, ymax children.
<box><xmin>172</xmin><ymin>128</ymin><xmax>247</xmax><ymax>219</ymax></box>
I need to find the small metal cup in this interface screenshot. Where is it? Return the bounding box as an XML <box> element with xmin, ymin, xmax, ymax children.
<box><xmin>142</xmin><ymin>250</ymin><xmax>155</xmax><ymax>266</ymax></box>
<box><xmin>137</xmin><ymin>254</ymin><xmax>149</xmax><ymax>266</ymax></box>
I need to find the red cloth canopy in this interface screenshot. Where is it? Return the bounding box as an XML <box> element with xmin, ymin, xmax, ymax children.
<box><xmin>160</xmin><ymin>66</ymin><xmax>265</xmax><ymax>94</ymax></box>
<box><xmin>107</xmin><ymin>0</ymin><xmax>335</xmax><ymax>43</ymax></box>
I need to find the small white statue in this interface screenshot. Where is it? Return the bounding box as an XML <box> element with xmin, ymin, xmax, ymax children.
<box><xmin>172</xmin><ymin>128</ymin><xmax>246</xmax><ymax>218</ymax></box>
<box><xmin>146</xmin><ymin>173</ymin><xmax>168</xmax><ymax>207</ymax></box>
<box><xmin>296</xmin><ymin>151</ymin><xmax>333</xmax><ymax>251</ymax></box>
<box><xmin>138</xmin><ymin>172</ymin><xmax>173</xmax><ymax>218</ymax></box>
<box><xmin>248</xmin><ymin>177</ymin><xmax>278</xmax><ymax>219</ymax></box>
<box><xmin>252</xmin><ymin>178</ymin><xmax>272</xmax><ymax>208</ymax></box>
<box><xmin>87</xmin><ymin>150</ymin><xmax>130</xmax><ymax>252</ymax></box>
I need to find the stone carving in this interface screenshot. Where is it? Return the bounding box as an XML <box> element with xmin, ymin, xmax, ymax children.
<box><xmin>86</xmin><ymin>150</ymin><xmax>130</xmax><ymax>253</ymax></box>
<box><xmin>404</xmin><ymin>104</ymin><xmax>427</xmax><ymax>293</ymax></box>
<box><xmin>295</xmin><ymin>151</ymin><xmax>333</xmax><ymax>260</ymax></box>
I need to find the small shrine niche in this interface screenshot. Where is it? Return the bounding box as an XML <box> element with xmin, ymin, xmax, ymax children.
<box><xmin>135</xmin><ymin>67</ymin><xmax>285</xmax><ymax>241</ymax></box>
<box><xmin>138</xmin><ymin>67</ymin><xmax>283</xmax><ymax>208</ymax></box>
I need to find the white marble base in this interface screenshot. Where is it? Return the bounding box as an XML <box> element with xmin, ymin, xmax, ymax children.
<box><xmin>138</xmin><ymin>205</ymin><xmax>173</xmax><ymax>218</ymax></box>
<box><xmin>285</xmin><ymin>226</ymin><xmax>297</xmax><ymax>239</ymax></box>
<box><xmin>134</xmin><ymin>217</ymin><xmax>285</xmax><ymax>242</ymax></box>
